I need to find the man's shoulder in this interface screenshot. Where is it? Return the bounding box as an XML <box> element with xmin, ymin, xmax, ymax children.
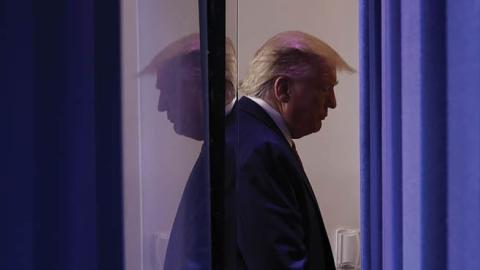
<box><xmin>226</xmin><ymin>101</ymin><xmax>284</xmax><ymax>141</ymax></box>
<box><xmin>230</xmin><ymin>126</ymin><xmax>294</xmax><ymax>171</ymax></box>
<box><xmin>225</xmin><ymin>97</ymin><xmax>295</xmax><ymax>165</ymax></box>
<box><xmin>227</xmin><ymin>109</ymin><xmax>289</xmax><ymax>150</ymax></box>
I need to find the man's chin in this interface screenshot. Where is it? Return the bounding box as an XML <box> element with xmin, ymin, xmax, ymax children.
<box><xmin>174</xmin><ymin>124</ymin><xmax>204</xmax><ymax>141</ymax></box>
<box><xmin>294</xmin><ymin>129</ymin><xmax>315</xmax><ymax>139</ymax></box>
<box><xmin>187</xmin><ymin>133</ymin><xmax>204</xmax><ymax>141</ymax></box>
<box><xmin>313</xmin><ymin>121</ymin><xmax>322</xmax><ymax>133</ymax></box>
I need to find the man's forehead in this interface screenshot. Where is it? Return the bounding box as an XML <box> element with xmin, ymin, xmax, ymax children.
<box><xmin>307</xmin><ymin>67</ymin><xmax>337</xmax><ymax>86</ymax></box>
<box><xmin>322</xmin><ymin>70</ymin><xmax>337</xmax><ymax>83</ymax></box>
<box><xmin>307</xmin><ymin>60</ymin><xmax>335</xmax><ymax>78</ymax></box>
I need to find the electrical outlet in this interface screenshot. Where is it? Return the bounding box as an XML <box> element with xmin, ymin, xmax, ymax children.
<box><xmin>153</xmin><ymin>231</ymin><xmax>170</xmax><ymax>269</ymax></box>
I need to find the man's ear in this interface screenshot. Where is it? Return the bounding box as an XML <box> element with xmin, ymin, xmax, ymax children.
<box><xmin>273</xmin><ymin>76</ymin><xmax>291</xmax><ymax>103</ymax></box>
<box><xmin>224</xmin><ymin>81</ymin><xmax>235</xmax><ymax>105</ymax></box>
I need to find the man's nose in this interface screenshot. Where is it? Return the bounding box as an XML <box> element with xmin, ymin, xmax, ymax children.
<box><xmin>328</xmin><ymin>90</ymin><xmax>337</xmax><ymax>109</ymax></box>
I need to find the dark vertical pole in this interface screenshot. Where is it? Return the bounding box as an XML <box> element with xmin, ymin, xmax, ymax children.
<box><xmin>208</xmin><ymin>0</ymin><xmax>226</xmax><ymax>267</ymax></box>
<box><xmin>199</xmin><ymin>0</ymin><xmax>226</xmax><ymax>269</ymax></box>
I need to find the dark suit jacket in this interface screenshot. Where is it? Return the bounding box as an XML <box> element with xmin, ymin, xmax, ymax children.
<box><xmin>163</xmin><ymin>144</ymin><xmax>211</xmax><ymax>270</ymax></box>
<box><xmin>226</xmin><ymin>97</ymin><xmax>335</xmax><ymax>270</ymax></box>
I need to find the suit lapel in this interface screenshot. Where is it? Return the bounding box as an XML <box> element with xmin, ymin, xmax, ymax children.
<box><xmin>291</xmin><ymin>151</ymin><xmax>324</xmax><ymax>219</ymax></box>
<box><xmin>238</xmin><ymin>97</ymin><xmax>323</xmax><ymax>218</ymax></box>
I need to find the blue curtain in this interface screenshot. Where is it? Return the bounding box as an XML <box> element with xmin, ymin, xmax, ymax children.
<box><xmin>1</xmin><ymin>0</ymin><xmax>123</xmax><ymax>269</ymax></box>
<box><xmin>361</xmin><ymin>0</ymin><xmax>480</xmax><ymax>269</ymax></box>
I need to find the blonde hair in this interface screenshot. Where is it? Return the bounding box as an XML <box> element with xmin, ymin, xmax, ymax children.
<box><xmin>140</xmin><ymin>33</ymin><xmax>237</xmax><ymax>99</ymax></box>
<box><xmin>241</xmin><ymin>31</ymin><xmax>354</xmax><ymax>97</ymax></box>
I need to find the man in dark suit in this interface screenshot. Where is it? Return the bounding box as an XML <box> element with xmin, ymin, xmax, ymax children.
<box><xmin>226</xmin><ymin>31</ymin><xmax>354</xmax><ymax>270</ymax></box>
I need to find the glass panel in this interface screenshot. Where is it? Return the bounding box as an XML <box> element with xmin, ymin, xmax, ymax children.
<box><xmin>122</xmin><ymin>0</ymin><xmax>211</xmax><ymax>269</ymax></box>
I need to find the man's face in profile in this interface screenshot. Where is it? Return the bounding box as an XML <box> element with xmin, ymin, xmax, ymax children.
<box><xmin>155</xmin><ymin>59</ymin><xmax>204</xmax><ymax>141</ymax></box>
<box><xmin>284</xmin><ymin>67</ymin><xmax>337</xmax><ymax>139</ymax></box>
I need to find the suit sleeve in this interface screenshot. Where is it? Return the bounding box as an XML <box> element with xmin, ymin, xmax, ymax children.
<box><xmin>237</xmin><ymin>143</ymin><xmax>307</xmax><ymax>270</ymax></box>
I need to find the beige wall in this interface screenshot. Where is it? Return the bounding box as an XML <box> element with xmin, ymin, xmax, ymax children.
<box><xmin>238</xmin><ymin>0</ymin><xmax>360</xmax><ymax>246</ymax></box>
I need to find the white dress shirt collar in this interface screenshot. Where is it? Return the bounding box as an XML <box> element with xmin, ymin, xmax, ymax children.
<box><xmin>247</xmin><ymin>96</ymin><xmax>293</xmax><ymax>147</ymax></box>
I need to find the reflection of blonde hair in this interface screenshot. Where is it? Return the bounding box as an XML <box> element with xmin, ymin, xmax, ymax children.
<box><xmin>140</xmin><ymin>33</ymin><xmax>237</xmax><ymax>100</ymax></box>
<box><xmin>241</xmin><ymin>31</ymin><xmax>354</xmax><ymax>97</ymax></box>
<box><xmin>139</xmin><ymin>33</ymin><xmax>200</xmax><ymax>76</ymax></box>
<box><xmin>225</xmin><ymin>37</ymin><xmax>238</xmax><ymax>100</ymax></box>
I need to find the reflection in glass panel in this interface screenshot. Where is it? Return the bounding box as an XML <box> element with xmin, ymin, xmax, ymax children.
<box><xmin>123</xmin><ymin>0</ymin><xmax>239</xmax><ymax>269</ymax></box>
<box><xmin>123</xmin><ymin>0</ymin><xmax>209</xmax><ymax>269</ymax></box>
<box><xmin>227</xmin><ymin>0</ymin><xmax>238</xmax><ymax>108</ymax></box>
<box><xmin>138</xmin><ymin>7</ymin><xmax>208</xmax><ymax>270</ymax></box>
<box><xmin>142</xmin><ymin>33</ymin><xmax>211</xmax><ymax>270</ymax></box>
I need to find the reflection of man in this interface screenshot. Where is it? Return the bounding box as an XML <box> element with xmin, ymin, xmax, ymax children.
<box><xmin>141</xmin><ymin>33</ymin><xmax>237</xmax><ymax>269</ymax></box>
<box><xmin>226</xmin><ymin>31</ymin><xmax>353</xmax><ymax>270</ymax></box>
<box><xmin>142</xmin><ymin>34</ymin><xmax>236</xmax><ymax>140</ymax></box>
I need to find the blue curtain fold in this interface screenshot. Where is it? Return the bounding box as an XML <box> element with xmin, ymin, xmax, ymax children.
<box><xmin>380</xmin><ymin>0</ymin><xmax>402</xmax><ymax>269</ymax></box>
<box><xmin>361</xmin><ymin>0</ymin><xmax>480</xmax><ymax>269</ymax></box>
<box><xmin>1</xmin><ymin>0</ymin><xmax>123</xmax><ymax>269</ymax></box>
<box><xmin>447</xmin><ymin>1</ymin><xmax>480</xmax><ymax>270</ymax></box>
<box><xmin>360</xmin><ymin>1</ymin><xmax>383</xmax><ymax>269</ymax></box>
<box><xmin>420</xmin><ymin>1</ymin><xmax>448</xmax><ymax>269</ymax></box>
<box><xmin>1</xmin><ymin>1</ymin><xmax>35</xmax><ymax>269</ymax></box>
<box><xmin>400</xmin><ymin>0</ymin><xmax>423</xmax><ymax>269</ymax></box>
